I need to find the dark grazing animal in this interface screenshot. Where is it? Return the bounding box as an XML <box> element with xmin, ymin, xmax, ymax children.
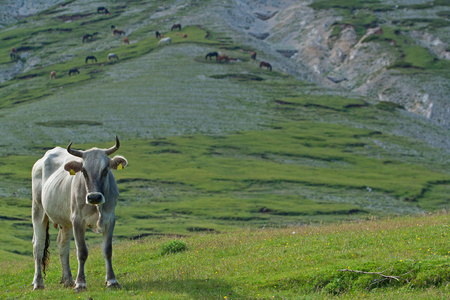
<box><xmin>171</xmin><ymin>23</ymin><xmax>181</xmax><ymax>31</ymax></box>
<box><xmin>251</xmin><ymin>51</ymin><xmax>257</xmax><ymax>60</ymax></box>
<box><xmin>259</xmin><ymin>61</ymin><xmax>272</xmax><ymax>71</ymax></box>
<box><xmin>85</xmin><ymin>56</ymin><xmax>97</xmax><ymax>64</ymax></box>
<box><xmin>68</xmin><ymin>68</ymin><xmax>79</xmax><ymax>76</ymax></box>
<box><xmin>82</xmin><ymin>34</ymin><xmax>93</xmax><ymax>42</ymax></box>
<box><xmin>97</xmin><ymin>7</ymin><xmax>106</xmax><ymax>13</ymax></box>
<box><xmin>10</xmin><ymin>52</ymin><xmax>16</xmax><ymax>60</ymax></box>
<box><xmin>31</xmin><ymin>137</ymin><xmax>127</xmax><ymax>292</ymax></box>
<box><xmin>205</xmin><ymin>52</ymin><xmax>219</xmax><ymax>60</ymax></box>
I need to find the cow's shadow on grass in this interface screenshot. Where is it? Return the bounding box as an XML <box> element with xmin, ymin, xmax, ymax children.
<box><xmin>124</xmin><ymin>278</ymin><xmax>242</xmax><ymax>298</ymax></box>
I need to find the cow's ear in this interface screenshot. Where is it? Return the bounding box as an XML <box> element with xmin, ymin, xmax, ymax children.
<box><xmin>110</xmin><ymin>156</ymin><xmax>128</xmax><ymax>170</ymax></box>
<box><xmin>64</xmin><ymin>161</ymin><xmax>83</xmax><ymax>175</ymax></box>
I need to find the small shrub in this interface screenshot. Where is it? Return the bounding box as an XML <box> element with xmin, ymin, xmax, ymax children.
<box><xmin>160</xmin><ymin>239</ymin><xmax>187</xmax><ymax>255</ymax></box>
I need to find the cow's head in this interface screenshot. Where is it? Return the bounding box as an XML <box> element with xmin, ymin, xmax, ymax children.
<box><xmin>64</xmin><ymin>136</ymin><xmax>128</xmax><ymax>206</ymax></box>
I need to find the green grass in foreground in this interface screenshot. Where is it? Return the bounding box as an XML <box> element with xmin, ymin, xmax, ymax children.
<box><xmin>0</xmin><ymin>213</ymin><xmax>448</xmax><ymax>299</ymax></box>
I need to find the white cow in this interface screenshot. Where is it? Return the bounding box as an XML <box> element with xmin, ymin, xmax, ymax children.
<box><xmin>158</xmin><ymin>37</ymin><xmax>171</xmax><ymax>46</ymax></box>
<box><xmin>31</xmin><ymin>137</ymin><xmax>127</xmax><ymax>292</ymax></box>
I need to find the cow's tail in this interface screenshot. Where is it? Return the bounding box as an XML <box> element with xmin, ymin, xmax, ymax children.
<box><xmin>42</xmin><ymin>221</ymin><xmax>50</xmax><ymax>278</ymax></box>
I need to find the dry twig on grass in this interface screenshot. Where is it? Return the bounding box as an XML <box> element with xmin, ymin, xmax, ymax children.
<box><xmin>337</xmin><ymin>269</ymin><xmax>412</xmax><ymax>282</ymax></box>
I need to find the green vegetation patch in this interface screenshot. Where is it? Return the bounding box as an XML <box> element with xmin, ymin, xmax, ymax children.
<box><xmin>275</xmin><ymin>95</ymin><xmax>368</xmax><ymax>111</ymax></box>
<box><xmin>210</xmin><ymin>73</ymin><xmax>264</xmax><ymax>81</ymax></box>
<box><xmin>35</xmin><ymin>120</ymin><xmax>103</xmax><ymax>127</ymax></box>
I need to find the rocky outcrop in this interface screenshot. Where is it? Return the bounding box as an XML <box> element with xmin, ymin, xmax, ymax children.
<box><xmin>221</xmin><ymin>0</ymin><xmax>449</xmax><ymax>127</ymax></box>
<box><xmin>0</xmin><ymin>0</ymin><xmax>63</xmax><ymax>28</ymax></box>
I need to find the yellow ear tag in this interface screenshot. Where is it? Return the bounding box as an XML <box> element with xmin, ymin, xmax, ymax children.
<box><xmin>117</xmin><ymin>163</ymin><xmax>123</xmax><ymax>170</ymax></box>
<box><xmin>70</xmin><ymin>169</ymin><xmax>76</xmax><ymax>176</ymax></box>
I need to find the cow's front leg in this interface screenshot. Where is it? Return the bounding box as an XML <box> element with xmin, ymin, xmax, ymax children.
<box><xmin>72</xmin><ymin>220</ymin><xmax>88</xmax><ymax>292</ymax></box>
<box><xmin>57</xmin><ymin>226</ymin><xmax>74</xmax><ymax>287</ymax></box>
<box><xmin>103</xmin><ymin>217</ymin><xmax>120</xmax><ymax>289</ymax></box>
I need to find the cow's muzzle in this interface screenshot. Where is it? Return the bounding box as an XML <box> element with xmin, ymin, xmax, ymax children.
<box><xmin>86</xmin><ymin>193</ymin><xmax>105</xmax><ymax>205</ymax></box>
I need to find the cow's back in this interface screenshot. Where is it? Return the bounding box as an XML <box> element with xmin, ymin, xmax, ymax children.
<box><xmin>32</xmin><ymin>147</ymin><xmax>80</xmax><ymax>226</ymax></box>
<box><xmin>32</xmin><ymin>147</ymin><xmax>69</xmax><ymax>204</ymax></box>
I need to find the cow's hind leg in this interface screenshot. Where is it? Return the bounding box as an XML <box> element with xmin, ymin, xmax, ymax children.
<box><xmin>32</xmin><ymin>203</ymin><xmax>49</xmax><ymax>290</ymax></box>
<box><xmin>57</xmin><ymin>226</ymin><xmax>74</xmax><ymax>287</ymax></box>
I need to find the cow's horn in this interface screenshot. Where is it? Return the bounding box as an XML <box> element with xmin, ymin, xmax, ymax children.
<box><xmin>105</xmin><ymin>136</ymin><xmax>120</xmax><ymax>156</ymax></box>
<box><xmin>67</xmin><ymin>142</ymin><xmax>83</xmax><ymax>158</ymax></box>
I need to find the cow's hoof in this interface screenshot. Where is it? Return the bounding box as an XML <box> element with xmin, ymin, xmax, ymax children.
<box><xmin>60</xmin><ymin>278</ymin><xmax>75</xmax><ymax>288</ymax></box>
<box><xmin>32</xmin><ymin>283</ymin><xmax>45</xmax><ymax>291</ymax></box>
<box><xmin>106</xmin><ymin>280</ymin><xmax>121</xmax><ymax>289</ymax></box>
<box><xmin>74</xmin><ymin>283</ymin><xmax>87</xmax><ymax>293</ymax></box>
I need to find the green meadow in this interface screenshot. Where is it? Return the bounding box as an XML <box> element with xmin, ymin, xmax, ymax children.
<box><xmin>0</xmin><ymin>213</ymin><xmax>448</xmax><ymax>299</ymax></box>
<box><xmin>0</xmin><ymin>0</ymin><xmax>449</xmax><ymax>298</ymax></box>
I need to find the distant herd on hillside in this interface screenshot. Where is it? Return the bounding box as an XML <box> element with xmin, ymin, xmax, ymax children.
<box><xmin>8</xmin><ymin>6</ymin><xmax>273</xmax><ymax>80</ymax></box>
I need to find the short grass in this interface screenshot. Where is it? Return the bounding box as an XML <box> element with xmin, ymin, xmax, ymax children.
<box><xmin>0</xmin><ymin>212</ymin><xmax>448</xmax><ymax>299</ymax></box>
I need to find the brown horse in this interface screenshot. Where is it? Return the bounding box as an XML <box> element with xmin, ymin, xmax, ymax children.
<box><xmin>112</xmin><ymin>29</ymin><xmax>125</xmax><ymax>36</ymax></box>
<box><xmin>251</xmin><ymin>51</ymin><xmax>257</xmax><ymax>60</ymax></box>
<box><xmin>171</xmin><ymin>24</ymin><xmax>181</xmax><ymax>31</ymax></box>
<box><xmin>217</xmin><ymin>54</ymin><xmax>229</xmax><ymax>63</ymax></box>
<box><xmin>123</xmin><ymin>37</ymin><xmax>129</xmax><ymax>44</ymax></box>
<box><xmin>50</xmin><ymin>71</ymin><xmax>56</xmax><ymax>79</ymax></box>
<box><xmin>259</xmin><ymin>61</ymin><xmax>272</xmax><ymax>71</ymax></box>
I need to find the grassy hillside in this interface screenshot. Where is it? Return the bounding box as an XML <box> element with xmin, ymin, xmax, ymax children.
<box><xmin>0</xmin><ymin>213</ymin><xmax>448</xmax><ymax>299</ymax></box>
<box><xmin>0</xmin><ymin>2</ymin><xmax>449</xmax><ymax>296</ymax></box>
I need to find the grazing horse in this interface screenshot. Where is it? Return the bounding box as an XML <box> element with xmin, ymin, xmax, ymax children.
<box><xmin>155</xmin><ymin>31</ymin><xmax>162</xmax><ymax>38</ymax></box>
<box><xmin>171</xmin><ymin>24</ymin><xmax>181</xmax><ymax>31</ymax></box>
<box><xmin>97</xmin><ymin>7</ymin><xmax>106</xmax><ymax>13</ymax></box>
<box><xmin>82</xmin><ymin>34</ymin><xmax>93</xmax><ymax>42</ymax></box>
<box><xmin>217</xmin><ymin>54</ymin><xmax>229</xmax><ymax>63</ymax></box>
<box><xmin>251</xmin><ymin>51</ymin><xmax>257</xmax><ymax>60</ymax></box>
<box><xmin>260</xmin><ymin>61</ymin><xmax>272</xmax><ymax>71</ymax></box>
<box><xmin>10</xmin><ymin>47</ymin><xmax>17</xmax><ymax>60</ymax></box>
<box><xmin>123</xmin><ymin>37</ymin><xmax>129</xmax><ymax>45</ymax></box>
<box><xmin>107</xmin><ymin>53</ymin><xmax>119</xmax><ymax>61</ymax></box>
<box><xmin>68</xmin><ymin>68</ymin><xmax>79</xmax><ymax>76</ymax></box>
<box><xmin>112</xmin><ymin>29</ymin><xmax>125</xmax><ymax>36</ymax></box>
<box><xmin>158</xmin><ymin>37</ymin><xmax>171</xmax><ymax>46</ymax></box>
<box><xmin>50</xmin><ymin>71</ymin><xmax>56</xmax><ymax>79</ymax></box>
<box><xmin>85</xmin><ymin>56</ymin><xmax>97</xmax><ymax>64</ymax></box>
<box><xmin>205</xmin><ymin>51</ymin><xmax>218</xmax><ymax>60</ymax></box>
